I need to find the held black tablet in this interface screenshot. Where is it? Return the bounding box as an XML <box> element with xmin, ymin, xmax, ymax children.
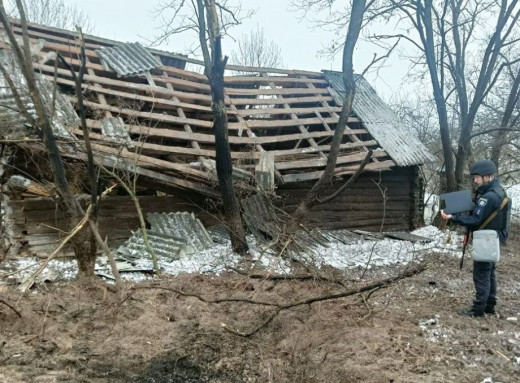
<box><xmin>439</xmin><ymin>189</ymin><xmax>473</xmax><ymax>214</ymax></box>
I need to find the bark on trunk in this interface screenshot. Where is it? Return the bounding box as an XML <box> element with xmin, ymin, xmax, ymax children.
<box><xmin>72</xmin><ymin>225</ymin><xmax>97</xmax><ymax>278</ymax></box>
<box><xmin>209</xmin><ymin>37</ymin><xmax>248</xmax><ymax>254</ymax></box>
<box><xmin>283</xmin><ymin>0</ymin><xmax>366</xmax><ymax>238</ymax></box>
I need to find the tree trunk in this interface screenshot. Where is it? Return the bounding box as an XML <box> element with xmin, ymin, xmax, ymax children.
<box><xmin>0</xmin><ymin>3</ymin><xmax>98</xmax><ymax>277</ymax></box>
<box><xmin>283</xmin><ymin>0</ymin><xmax>365</xmax><ymax>238</ymax></box>
<box><xmin>209</xmin><ymin>36</ymin><xmax>248</xmax><ymax>254</ymax></box>
<box><xmin>490</xmin><ymin>67</ymin><xmax>520</xmax><ymax>167</ymax></box>
<box><xmin>72</xmin><ymin>226</ymin><xmax>97</xmax><ymax>279</ymax></box>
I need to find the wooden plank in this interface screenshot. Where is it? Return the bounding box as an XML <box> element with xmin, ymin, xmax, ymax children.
<box><xmin>73</xmin><ymin>127</ymin><xmax>377</xmax><ymax>160</ymax></box>
<box><xmin>73</xmin><ymin>98</ymin><xmax>215</xmax><ymax>128</ymax></box>
<box><xmin>230</xmin><ymin>95</ymin><xmax>334</xmax><ymax>106</ymax></box>
<box><xmin>255</xmin><ymin>152</ymin><xmax>275</xmax><ymax>190</ymax></box>
<box><xmin>237</xmin><ymin>106</ymin><xmax>344</xmax><ymax>116</ymax></box>
<box><xmin>38</xmin><ymin>51</ymin><xmax>105</xmax><ymax>72</ymax></box>
<box><xmin>41</xmin><ymin>73</ymin><xmax>215</xmax><ymax>114</ymax></box>
<box><xmin>281</xmin><ymin>195</ymin><xmax>411</xmax><ymax>205</ymax></box>
<box><xmin>224</xmin><ymin>75</ymin><xmax>327</xmax><ymax>85</ymax></box>
<box><xmin>154</xmin><ymin>50</ymin><xmax>322</xmax><ymax>76</ymax></box>
<box><xmin>88</xmin><ymin>143</ymin><xmax>210</xmax><ymax>179</ymax></box>
<box><xmin>158</xmin><ymin>65</ymin><xmax>207</xmax><ymax>82</ymax></box>
<box><xmin>269</xmin><ymin>140</ymin><xmax>378</xmax><ymax>158</ymax></box>
<box><xmin>240</xmin><ymin>116</ymin><xmax>338</xmax><ymax>129</ymax></box>
<box><xmin>275</xmin><ymin>150</ymin><xmax>389</xmax><ymax>170</ymax></box>
<box><xmin>334</xmin><ymin>160</ymin><xmax>396</xmax><ymax>176</ymax></box>
<box><xmin>156</xmin><ymin>74</ymin><xmax>211</xmax><ymax>92</ymax></box>
<box><xmin>4</xmin><ymin>21</ymin><xmax>109</xmax><ymax>50</ymax></box>
<box><xmin>85</xmin><ymin>119</ymin><xmax>368</xmax><ymax>145</ymax></box>
<box><xmin>2</xmin><ymin>33</ymin><xmax>100</xmax><ymax>60</ymax></box>
<box><xmin>225</xmin><ymin>87</ymin><xmax>330</xmax><ymax>96</ymax></box>
<box><xmin>65</xmin><ymin>152</ymin><xmax>221</xmax><ymax>198</ymax></box>
<box><xmin>281</xmin><ymin>160</ymin><xmax>395</xmax><ymax>183</ymax></box>
<box><xmin>34</xmin><ymin>63</ymin><xmax>214</xmax><ymax>102</ymax></box>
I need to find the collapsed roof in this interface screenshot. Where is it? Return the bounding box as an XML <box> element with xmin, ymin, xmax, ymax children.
<box><xmin>0</xmin><ymin>19</ymin><xmax>434</xmax><ymax>198</ymax></box>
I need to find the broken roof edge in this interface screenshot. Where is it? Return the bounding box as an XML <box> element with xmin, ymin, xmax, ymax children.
<box><xmin>322</xmin><ymin>70</ymin><xmax>435</xmax><ymax>167</ymax></box>
<box><xmin>6</xmin><ymin>17</ymin><xmax>322</xmax><ymax>77</ymax></box>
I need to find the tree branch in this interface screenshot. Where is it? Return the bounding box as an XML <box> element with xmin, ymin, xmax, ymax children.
<box><xmin>0</xmin><ymin>297</ymin><xmax>22</xmax><ymax>317</ymax></box>
<box><xmin>317</xmin><ymin>150</ymin><xmax>373</xmax><ymax>204</ymax></box>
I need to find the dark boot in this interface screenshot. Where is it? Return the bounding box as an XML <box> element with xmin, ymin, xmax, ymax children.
<box><xmin>484</xmin><ymin>306</ymin><xmax>496</xmax><ymax>314</ymax></box>
<box><xmin>459</xmin><ymin>308</ymin><xmax>484</xmax><ymax>317</ymax></box>
<box><xmin>485</xmin><ymin>297</ymin><xmax>497</xmax><ymax>315</ymax></box>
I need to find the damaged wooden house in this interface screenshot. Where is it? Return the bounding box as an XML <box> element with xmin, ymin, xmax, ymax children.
<box><xmin>0</xmin><ymin>19</ymin><xmax>434</xmax><ymax>258</ymax></box>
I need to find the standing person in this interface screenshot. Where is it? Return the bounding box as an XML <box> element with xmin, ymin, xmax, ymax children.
<box><xmin>441</xmin><ymin>159</ymin><xmax>507</xmax><ymax>317</ymax></box>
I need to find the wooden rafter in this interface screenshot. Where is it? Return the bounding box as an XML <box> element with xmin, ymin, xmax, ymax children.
<box><xmin>0</xmin><ymin>20</ymin><xmax>399</xmax><ymax>192</ymax></box>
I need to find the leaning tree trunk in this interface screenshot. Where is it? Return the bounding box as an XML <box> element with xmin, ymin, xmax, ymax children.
<box><xmin>0</xmin><ymin>2</ymin><xmax>97</xmax><ymax>278</ymax></box>
<box><xmin>209</xmin><ymin>37</ymin><xmax>248</xmax><ymax>254</ymax></box>
<box><xmin>283</xmin><ymin>0</ymin><xmax>366</xmax><ymax>238</ymax></box>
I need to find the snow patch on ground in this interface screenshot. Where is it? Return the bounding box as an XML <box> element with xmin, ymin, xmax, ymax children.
<box><xmin>1</xmin><ymin>225</ymin><xmax>463</xmax><ymax>285</ymax></box>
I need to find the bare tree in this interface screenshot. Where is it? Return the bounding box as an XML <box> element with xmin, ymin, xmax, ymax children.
<box><xmin>6</xmin><ymin>0</ymin><xmax>92</xmax><ymax>31</ymax></box>
<box><xmin>0</xmin><ymin>0</ymin><xmax>98</xmax><ymax>279</ymax></box>
<box><xmin>489</xmin><ymin>63</ymin><xmax>520</xmax><ymax>166</ymax></box>
<box><xmin>294</xmin><ymin>0</ymin><xmax>520</xmax><ymax>191</ymax></box>
<box><xmin>467</xmin><ymin>59</ymin><xmax>520</xmax><ymax>181</ymax></box>
<box><xmin>230</xmin><ymin>26</ymin><xmax>284</xmax><ymax>69</ymax></box>
<box><xmin>391</xmin><ymin>94</ymin><xmax>443</xmax><ymax>193</ymax></box>
<box><xmin>153</xmin><ymin>0</ymin><xmax>249</xmax><ymax>254</ymax></box>
<box><xmin>367</xmin><ymin>0</ymin><xmax>520</xmax><ymax>190</ymax></box>
<box><xmin>282</xmin><ymin>0</ymin><xmax>369</xmax><ymax>240</ymax></box>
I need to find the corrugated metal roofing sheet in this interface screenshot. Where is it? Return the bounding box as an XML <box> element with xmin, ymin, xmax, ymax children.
<box><xmin>96</xmin><ymin>42</ymin><xmax>161</xmax><ymax>77</ymax></box>
<box><xmin>116</xmin><ymin>212</ymin><xmax>214</xmax><ymax>261</ymax></box>
<box><xmin>100</xmin><ymin>116</ymin><xmax>132</xmax><ymax>145</ymax></box>
<box><xmin>147</xmin><ymin>212</ymin><xmax>214</xmax><ymax>250</ymax></box>
<box><xmin>323</xmin><ymin>71</ymin><xmax>435</xmax><ymax>167</ymax></box>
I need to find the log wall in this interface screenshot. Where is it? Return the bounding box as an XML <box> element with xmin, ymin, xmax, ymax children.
<box><xmin>276</xmin><ymin>166</ymin><xmax>424</xmax><ymax>231</ymax></box>
<box><xmin>1</xmin><ymin>166</ymin><xmax>425</xmax><ymax>257</ymax></box>
<box><xmin>2</xmin><ymin>194</ymin><xmax>218</xmax><ymax>258</ymax></box>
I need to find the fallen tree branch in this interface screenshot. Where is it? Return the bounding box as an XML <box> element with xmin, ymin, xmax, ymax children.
<box><xmin>0</xmin><ymin>297</ymin><xmax>22</xmax><ymax>318</ymax></box>
<box><xmin>227</xmin><ymin>263</ymin><xmax>426</xmax><ymax>337</ymax></box>
<box><xmin>228</xmin><ymin>266</ymin><xmax>358</xmax><ymax>285</ymax></box>
<box><xmin>134</xmin><ymin>284</ymin><xmax>279</xmax><ymax>307</ymax></box>
<box><xmin>137</xmin><ymin>263</ymin><xmax>427</xmax><ymax>337</ymax></box>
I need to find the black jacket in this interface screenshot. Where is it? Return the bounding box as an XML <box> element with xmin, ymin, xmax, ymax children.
<box><xmin>451</xmin><ymin>178</ymin><xmax>506</xmax><ymax>241</ymax></box>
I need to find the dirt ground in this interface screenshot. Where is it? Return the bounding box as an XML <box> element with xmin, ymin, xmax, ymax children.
<box><xmin>1</xmin><ymin>229</ymin><xmax>519</xmax><ymax>383</ymax></box>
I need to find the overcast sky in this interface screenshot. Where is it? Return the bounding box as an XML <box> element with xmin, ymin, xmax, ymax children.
<box><xmin>61</xmin><ymin>0</ymin><xmax>407</xmax><ymax>97</ymax></box>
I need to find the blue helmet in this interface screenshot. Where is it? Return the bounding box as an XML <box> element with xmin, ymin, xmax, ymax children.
<box><xmin>469</xmin><ymin>160</ymin><xmax>497</xmax><ymax>175</ymax></box>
